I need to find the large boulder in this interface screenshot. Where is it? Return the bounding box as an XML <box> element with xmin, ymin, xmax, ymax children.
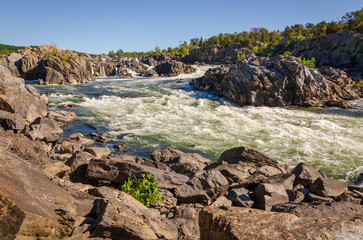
<box><xmin>217</xmin><ymin>146</ymin><xmax>290</xmax><ymax>173</ymax></box>
<box><xmin>192</xmin><ymin>55</ymin><xmax>363</xmax><ymax>108</ymax></box>
<box><xmin>174</xmin><ymin>170</ymin><xmax>229</xmax><ymax>204</ymax></box>
<box><xmin>254</xmin><ymin>183</ymin><xmax>289</xmax><ymax>210</ymax></box>
<box><xmin>0</xmin><ymin>65</ymin><xmax>48</xmax><ymax>128</ymax></box>
<box><xmin>292</xmin><ymin>162</ymin><xmax>323</xmax><ymax>188</ymax></box>
<box><xmin>86</xmin><ymin>158</ymin><xmax>189</xmax><ymax>190</ymax></box>
<box><xmin>310</xmin><ymin>177</ymin><xmax>347</xmax><ymax>197</ymax></box>
<box><xmin>155</xmin><ymin>60</ymin><xmax>195</xmax><ymax>76</ymax></box>
<box><xmin>25</xmin><ymin>117</ymin><xmax>63</xmax><ymax>142</ymax></box>
<box><xmin>91</xmin><ymin>197</ymin><xmax>178</xmax><ymax>239</ymax></box>
<box><xmin>199</xmin><ymin>206</ymin><xmax>363</xmax><ymax>240</ymax></box>
<box><xmin>151</xmin><ymin>147</ymin><xmax>211</xmax><ymax>175</ymax></box>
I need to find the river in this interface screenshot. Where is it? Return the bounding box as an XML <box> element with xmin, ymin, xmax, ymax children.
<box><xmin>32</xmin><ymin>66</ymin><xmax>363</xmax><ymax>184</ymax></box>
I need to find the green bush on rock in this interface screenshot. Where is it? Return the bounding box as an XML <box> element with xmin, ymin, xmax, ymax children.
<box><xmin>298</xmin><ymin>55</ymin><xmax>316</xmax><ymax>68</ymax></box>
<box><xmin>120</xmin><ymin>173</ymin><xmax>162</xmax><ymax>207</ymax></box>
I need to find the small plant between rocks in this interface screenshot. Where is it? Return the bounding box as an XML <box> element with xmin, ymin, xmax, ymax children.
<box><xmin>298</xmin><ymin>55</ymin><xmax>316</xmax><ymax>68</ymax></box>
<box><xmin>120</xmin><ymin>173</ymin><xmax>162</xmax><ymax>207</ymax></box>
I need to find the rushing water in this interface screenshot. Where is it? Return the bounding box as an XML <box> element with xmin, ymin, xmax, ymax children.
<box><xmin>33</xmin><ymin>66</ymin><xmax>363</xmax><ymax>184</ymax></box>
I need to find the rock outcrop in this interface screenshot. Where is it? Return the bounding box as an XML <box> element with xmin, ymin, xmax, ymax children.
<box><xmin>192</xmin><ymin>55</ymin><xmax>363</xmax><ymax>107</ymax></box>
<box><xmin>0</xmin><ymin>65</ymin><xmax>48</xmax><ymax>130</ymax></box>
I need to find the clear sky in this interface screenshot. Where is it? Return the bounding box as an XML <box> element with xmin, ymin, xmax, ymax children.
<box><xmin>1</xmin><ymin>0</ymin><xmax>362</xmax><ymax>54</ymax></box>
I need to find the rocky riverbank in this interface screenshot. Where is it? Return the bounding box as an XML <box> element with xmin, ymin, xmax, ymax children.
<box><xmin>192</xmin><ymin>55</ymin><xmax>363</xmax><ymax>108</ymax></box>
<box><xmin>0</xmin><ymin>65</ymin><xmax>362</xmax><ymax>239</ymax></box>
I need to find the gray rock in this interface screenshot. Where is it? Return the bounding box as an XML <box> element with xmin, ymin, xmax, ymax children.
<box><xmin>262</xmin><ymin>173</ymin><xmax>295</xmax><ymax>190</ymax></box>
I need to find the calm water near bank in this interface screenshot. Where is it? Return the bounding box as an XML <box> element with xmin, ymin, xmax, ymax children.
<box><xmin>33</xmin><ymin>66</ymin><xmax>363</xmax><ymax>184</ymax></box>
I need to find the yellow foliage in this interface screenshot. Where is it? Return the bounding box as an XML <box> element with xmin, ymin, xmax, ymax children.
<box><xmin>253</xmin><ymin>60</ymin><xmax>260</xmax><ymax>65</ymax></box>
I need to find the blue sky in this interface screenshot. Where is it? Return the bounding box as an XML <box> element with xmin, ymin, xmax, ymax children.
<box><xmin>1</xmin><ymin>0</ymin><xmax>362</xmax><ymax>54</ymax></box>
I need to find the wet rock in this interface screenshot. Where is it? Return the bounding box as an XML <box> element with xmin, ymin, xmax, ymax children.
<box><xmin>292</xmin><ymin>162</ymin><xmax>323</xmax><ymax>188</ymax></box>
<box><xmin>226</xmin><ymin>187</ymin><xmax>254</xmax><ymax>207</ymax></box>
<box><xmin>254</xmin><ymin>183</ymin><xmax>289</xmax><ymax>210</ymax></box>
<box><xmin>26</xmin><ymin>117</ymin><xmax>63</xmax><ymax>142</ymax></box>
<box><xmin>48</xmin><ymin>110</ymin><xmax>77</xmax><ymax>126</ymax></box>
<box><xmin>86</xmin><ymin>158</ymin><xmax>189</xmax><ymax>190</ymax></box>
<box><xmin>91</xmin><ymin>197</ymin><xmax>178</xmax><ymax>240</ymax></box>
<box><xmin>151</xmin><ymin>147</ymin><xmax>211</xmax><ymax>174</ymax></box>
<box><xmin>199</xmin><ymin>206</ymin><xmax>363</xmax><ymax>240</ymax></box>
<box><xmin>175</xmin><ymin>170</ymin><xmax>229</xmax><ymax>204</ymax></box>
<box><xmin>310</xmin><ymin>177</ymin><xmax>347</xmax><ymax>197</ymax></box>
<box><xmin>84</xmin><ymin>147</ymin><xmax>111</xmax><ymax>158</ymax></box>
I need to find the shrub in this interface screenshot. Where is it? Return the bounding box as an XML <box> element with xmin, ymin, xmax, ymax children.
<box><xmin>120</xmin><ymin>173</ymin><xmax>162</xmax><ymax>207</ymax></box>
<box><xmin>283</xmin><ymin>51</ymin><xmax>292</xmax><ymax>57</ymax></box>
<box><xmin>358</xmin><ymin>80</ymin><xmax>363</xmax><ymax>85</ymax></box>
<box><xmin>61</xmin><ymin>56</ymin><xmax>68</xmax><ymax>66</ymax></box>
<box><xmin>298</xmin><ymin>55</ymin><xmax>316</xmax><ymax>68</ymax></box>
<box><xmin>237</xmin><ymin>53</ymin><xmax>246</xmax><ymax>61</ymax></box>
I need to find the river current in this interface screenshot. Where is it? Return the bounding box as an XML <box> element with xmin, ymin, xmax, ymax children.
<box><xmin>33</xmin><ymin>66</ymin><xmax>363</xmax><ymax>184</ymax></box>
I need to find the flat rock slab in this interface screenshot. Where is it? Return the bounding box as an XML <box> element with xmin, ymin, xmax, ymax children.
<box><xmin>84</xmin><ymin>147</ymin><xmax>111</xmax><ymax>158</ymax></box>
<box><xmin>199</xmin><ymin>206</ymin><xmax>363</xmax><ymax>240</ymax></box>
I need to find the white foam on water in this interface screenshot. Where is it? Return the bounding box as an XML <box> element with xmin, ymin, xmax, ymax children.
<box><xmin>37</xmin><ymin>66</ymin><xmax>363</xmax><ymax>181</ymax></box>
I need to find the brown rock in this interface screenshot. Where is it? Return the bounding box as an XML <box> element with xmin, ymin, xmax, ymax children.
<box><xmin>199</xmin><ymin>206</ymin><xmax>363</xmax><ymax>240</ymax></box>
<box><xmin>26</xmin><ymin>117</ymin><xmax>63</xmax><ymax>142</ymax></box>
<box><xmin>292</xmin><ymin>162</ymin><xmax>323</xmax><ymax>188</ymax></box>
<box><xmin>310</xmin><ymin>177</ymin><xmax>347</xmax><ymax>197</ymax></box>
<box><xmin>254</xmin><ymin>183</ymin><xmax>289</xmax><ymax>210</ymax></box>
<box><xmin>48</xmin><ymin>110</ymin><xmax>77</xmax><ymax>126</ymax></box>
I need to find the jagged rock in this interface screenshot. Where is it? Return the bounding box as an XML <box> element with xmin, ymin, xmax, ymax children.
<box><xmin>271</xmin><ymin>202</ymin><xmax>363</xmax><ymax>220</ymax></box>
<box><xmin>207</xmin><ymin>162</ymin><xmax>254</xmax><ymax>183</ymax></box>
<box><xmin>175</xmin><ymin>170</ymin><xmax>229</xmax><ymax>204</ymax></box>
<box><xmin>286</xmin><ymin>190</ymin><xmax>305</xmax><ymax>203</ymax></box>
<box><xmin>238</xmin><ymin>173</ymin><xmax>266</xmax><ymax>190</ymax></box>
<box><xmin>91</xmin><ymin>197</ymin><xmax>178</xmax><ymax>239</ymax></box>
<box><xmin>254</xmin><ymin>183</ymin><xmax>289</xmax><ymax>210</ymax></box>
<box><xmin>86</xmin><ymin>158</ymin><xmax>189</xmax><ymax>189</ymax></box>
<box><xmin>199</xmin><ymin>206</ymin><xmax>363</xmax><ymax>240</ymax></box>
<box><xmin>292</xmin><ymin>162</ymin><xmax>323</xmax><ymax>188</ymax></box>
<box><xmin>48</xmin><ymin>110</ymin><xmax>77</xmax><ymax>126</ymax></box>
<box><xmin>217</xmin><ymin>146</ymin><xmax>290</xmax><ymax>173</ymax></box>
<box><xmin>140</xmin><ymin>69</ymin><xmax>158</xmax><ymax>77</ymax></box>
<box><xmin>155</xmin><ymin>60</ymin><xmax>195</xmax><ymax>76</ymax></box>
<box><xmin>226</xmin><ymin>187</ymin><xmax>254</xmax><ymax>207</ymax></box>
<box><xmin>42</xmin><ymin>161</ymin><xmax>71</xmax><ymax>178</ymax></box>
<box><xmin>54</xmin><ymin>136</ymin><xmax>84</xmax><ymax>154</ymax></box>
<box><xmin>0</xmin><ymin>110</ymin><xmax>25</xmax><ymax>131</ymax></box>
<box><xmin>310</xmin><ymin>177</ymin><xmax>347</xmax><ymax>197</ymax></box>
<box><xmin>151</xmin><ymin>147</ymin><xmax>210</xmax><ymax>174</ymax></box>
<box><xmin>192</xmin><ymin>55</ymin><xmax>362</xmax><ymax>108</ymax></box>
<box><xmin>26</xmin><ymin>117</ymin><xmax>63</xmax><ymax>142</ymax></box>
<box><xmin>0</xmin><ymin>65</ymin><xmax>48</xmax><ymax>126</ymax></box>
